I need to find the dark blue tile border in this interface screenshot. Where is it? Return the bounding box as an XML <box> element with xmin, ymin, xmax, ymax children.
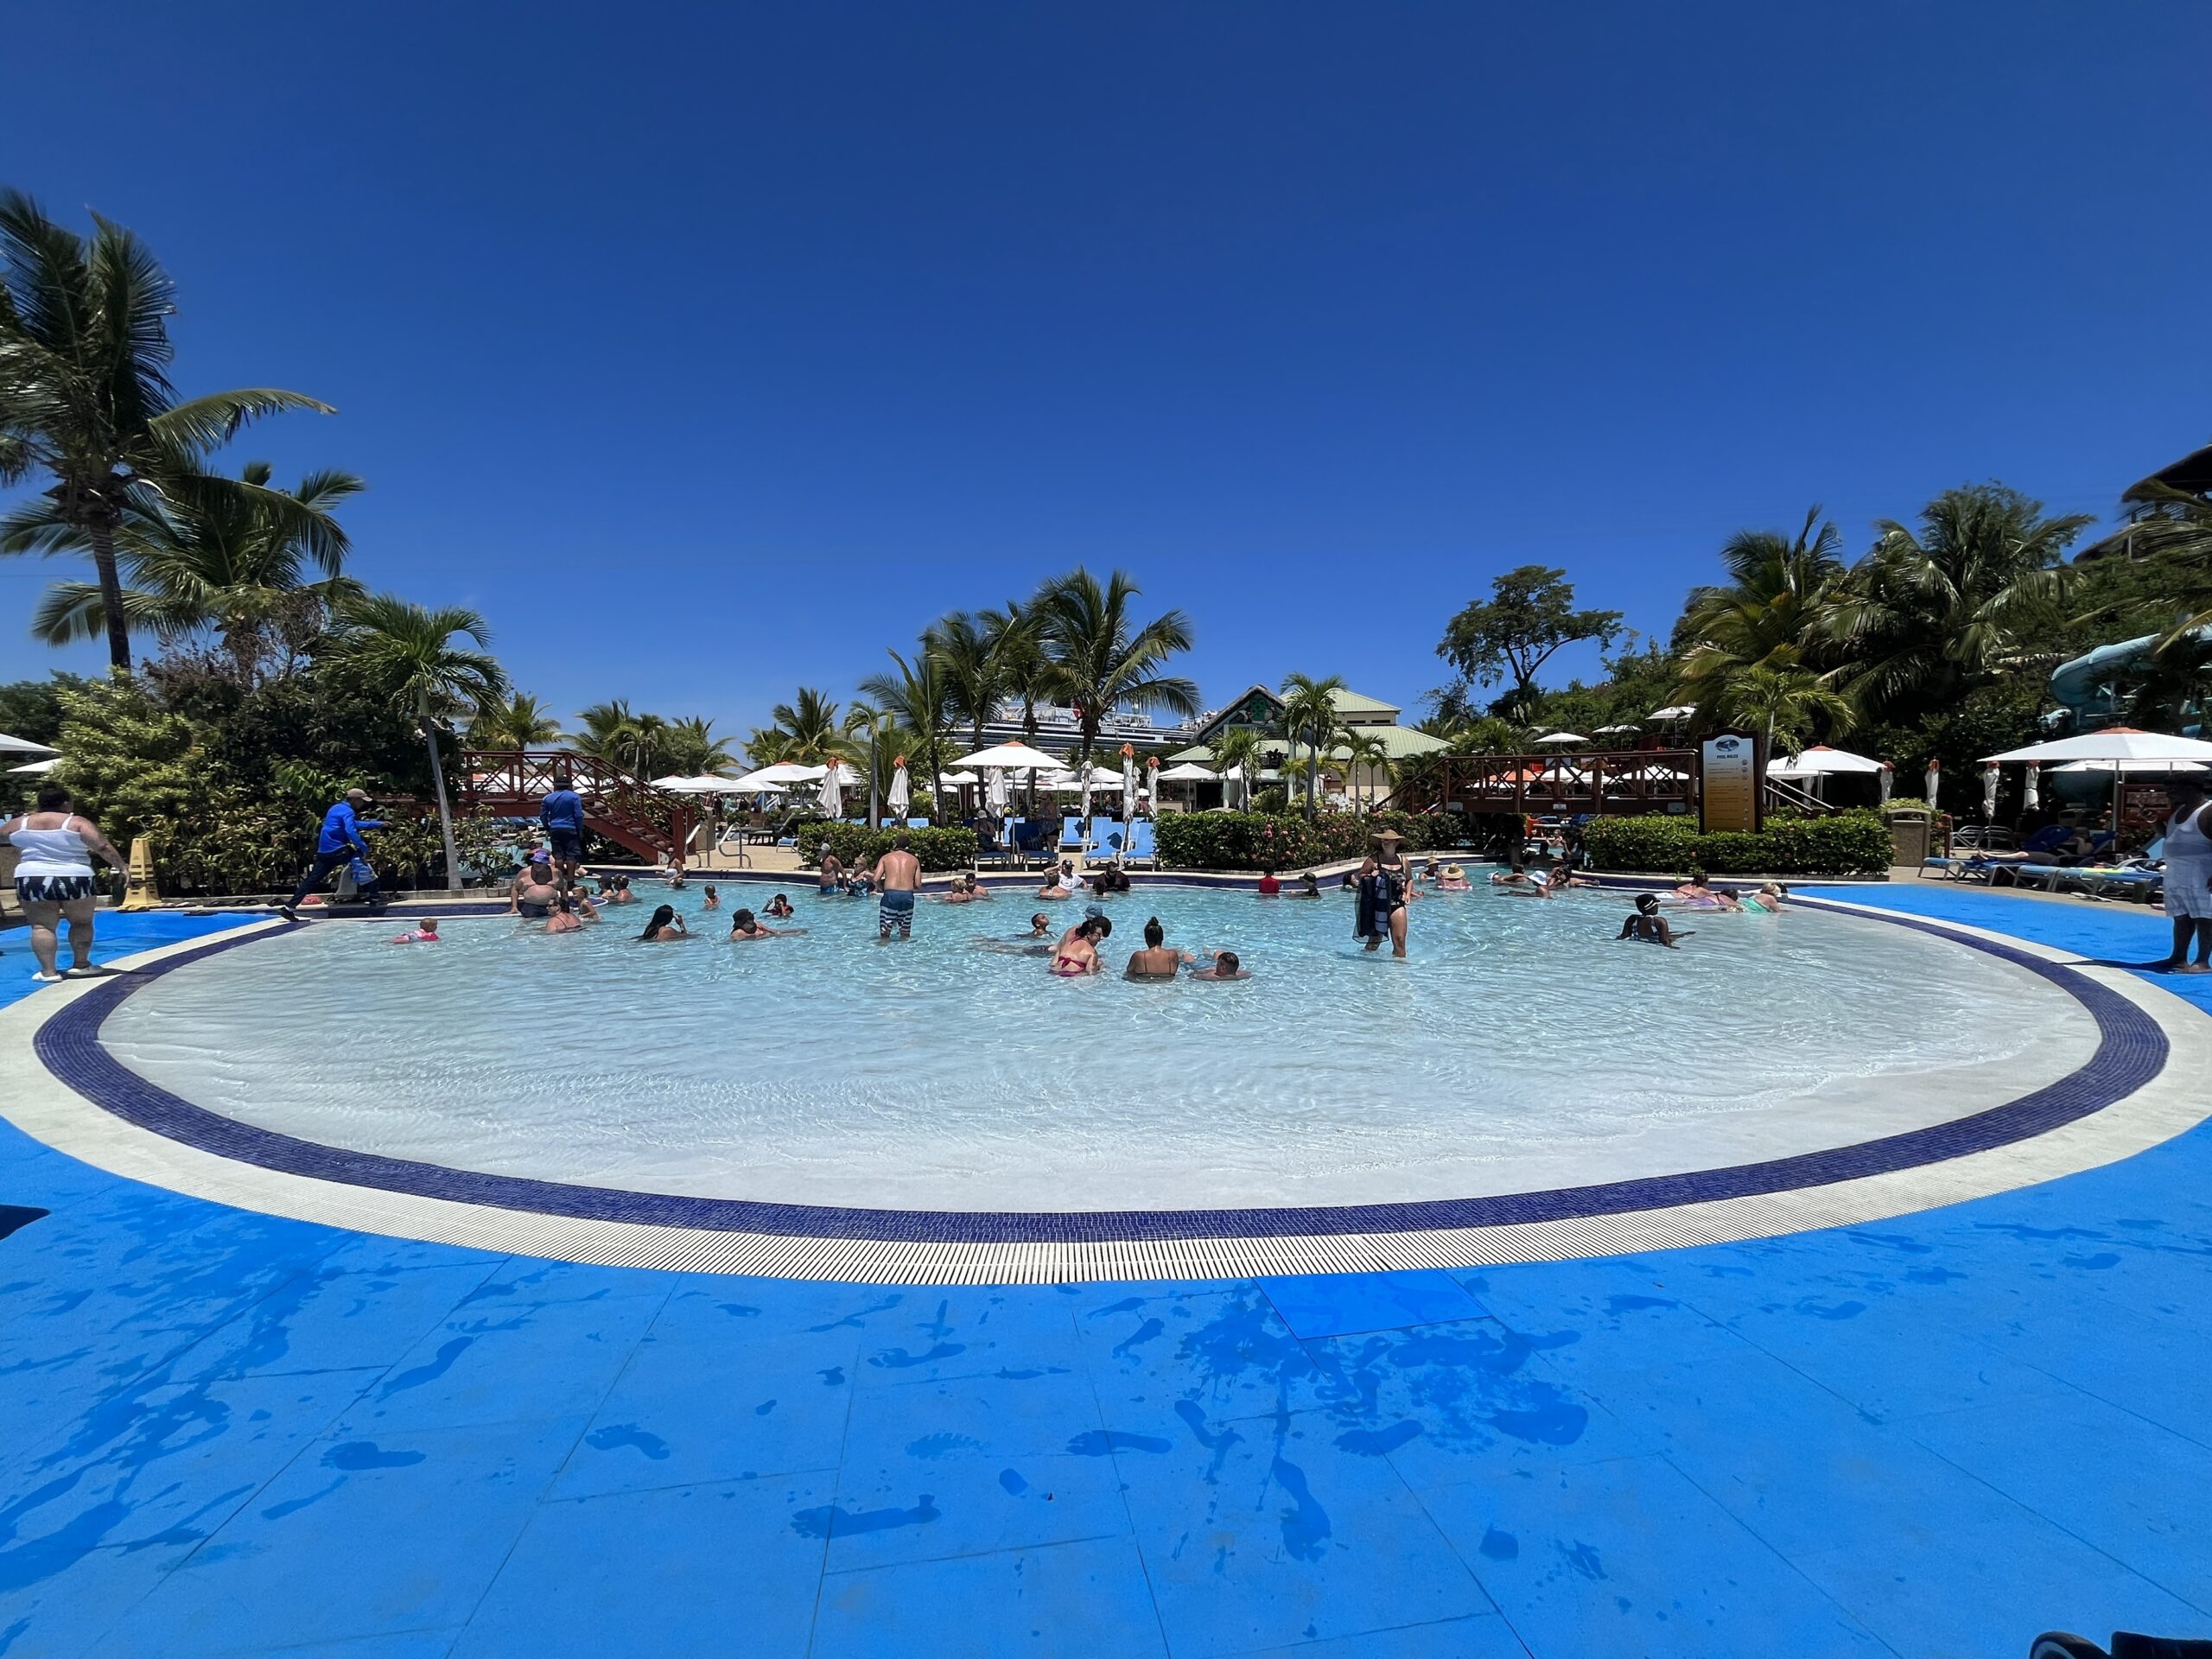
<box><xmin>29</xmin><ymin>906</ymin><xmax>2170</xmax><ymax>1246</ymax></box>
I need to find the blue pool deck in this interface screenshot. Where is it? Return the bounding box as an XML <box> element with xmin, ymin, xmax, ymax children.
<box><xmin>1</xmin><ymin>887</ymin><xmax>2208</xmax><ymax>1657</ymax></box>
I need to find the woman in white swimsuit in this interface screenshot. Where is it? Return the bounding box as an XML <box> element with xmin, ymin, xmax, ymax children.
<box><xmin>2159</xmin><ymin>779</ymin><xmax>2212</xmax><ymax>974</ymax></box>
<box><xmin>1</xmin><ymin>785</ymin><xmax>125</xmax><ymax>982</ymax></box>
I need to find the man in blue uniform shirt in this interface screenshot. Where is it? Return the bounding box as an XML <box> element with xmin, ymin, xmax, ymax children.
<box><xmin>279</xmin><ymin>788</ymin><xmax>385</xmax><ymax>920</ymax></box>
<box><xmin>540</xmin><ymin>771</ymin><xmax>586</xmax><ymax>886</ymax></box>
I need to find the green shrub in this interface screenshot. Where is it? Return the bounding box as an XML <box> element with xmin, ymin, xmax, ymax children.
<box><xmin>1582</xmin><ymin>810</ymin><xmax>1891</xmax><ymax>877</ymax></box>
<box><xmin>795</xmin><ymin>822</ymin><xmax>977</xmax><ymax>872</ymax></box>
<box><xmin>1153</xmin><ymin>810</ymin><xmax>1472</xmax><ymax>871</ymax></box>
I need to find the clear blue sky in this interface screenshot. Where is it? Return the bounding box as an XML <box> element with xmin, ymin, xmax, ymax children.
<box><xmin>3</xmin><ymin>3</ymin><xmax>2206</xmax><ymax>734</ymax></box>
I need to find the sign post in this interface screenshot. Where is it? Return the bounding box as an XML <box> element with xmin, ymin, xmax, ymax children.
<box><xmin>1698</xmin><ymin>730</ymin><xmax>1764</xmax><ymax>835</ymax></box>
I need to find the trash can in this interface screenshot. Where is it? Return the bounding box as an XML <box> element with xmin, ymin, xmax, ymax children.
<box><xmin>1885</xmin><ymin>808</ymin><xmax>1932</xmax><ymax>868</ymax></box>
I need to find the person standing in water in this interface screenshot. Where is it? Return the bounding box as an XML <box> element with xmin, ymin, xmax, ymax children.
<box><xmin>540</xmin><ymin>770</ymin><xmax>586</xmax><ymax>889</ymax></box>
<box><xmin>1373</xmin><ymin>832</ymin><xmax>1411</xmax><ymax>956</ymax></box>
<box><xmin>281</xmin><ymin>789</ymin><xmax>384</xmax><ymax>921</ymax></box>
<box><xmin>2158</xmin><ymin>778</ymin><xmax>2212</xmax><ymax>973</ymax></box>
<box><xmin>2</xmin><ymin>785</ymin><xmax>126</xmax><ymax>982</ymax></box>
<box><xmin>874</xmin><ymin>831</ymin><xmax>921</xmax><ymax>941</ymax></box>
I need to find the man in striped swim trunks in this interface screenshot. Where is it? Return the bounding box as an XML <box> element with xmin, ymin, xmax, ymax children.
<box><xmin>874</xmin><ymin>831</ymin><xmax>920</xmax><ymax>942</ymax></box>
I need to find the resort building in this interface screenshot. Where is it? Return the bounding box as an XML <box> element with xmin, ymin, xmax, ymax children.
<box><xmin>1165</xmin><ymin>684</ymin><xmax>1448</xmax><ymax>808</ymax></box>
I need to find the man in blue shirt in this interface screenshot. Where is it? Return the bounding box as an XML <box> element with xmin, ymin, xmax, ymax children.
<box><xmin>540</xmin><ymin>771</ymin><xmax>586</xmax><ymax>885</ymax></box>
<box><xmin>280</xmin><ymin>789</ymin><xmax>386</xmax><ymax>920</ymax></box>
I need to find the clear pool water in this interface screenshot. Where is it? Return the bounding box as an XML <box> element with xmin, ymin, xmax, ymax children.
<box><xmin>101</xmin><ymin>884</ymin><xmax>2096</xmax><ymax>1211</ymax></box>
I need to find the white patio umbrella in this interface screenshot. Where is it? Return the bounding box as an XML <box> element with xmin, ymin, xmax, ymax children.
<box><xmin>950</xmin><ymin>741</ymin><xmax>1065</xmax><ymax>772</ymax></box>
<box><xmin>1647</xmin><ymin>706</ymin><xmax>1695</xmax><ymax>722</ymax></box>
<box><xmin>1145</xmin><ymin>755</ymin><xmax>1160</xmax><ymax>812</ymax></box>
<box><xmin>887</xmin><ymin>762</ymin><xmax>911</xmax><ymax>817</ymax></box>
<box><xmin>8</xmin><ymin>756</ymin><xmax>60</xmax><ymax>775</ymax></box>
<box><xmin>1121</xmin><ymin>751</ymin><xmax>1137</xmax><ymax>821</ymax></box>
<box><xmin>1879</xmin><ymin>764</ymin><xmax>1894</xmax><ymax>805</ymax></box>
<box><xmin>1592</xmin><ymin>723</ymin><xmax>1641</xmax><ymax>736</ymax></box>
<box><xmin>1981</xmin><ymin>762</ymin><xmax>2000</xmax><ymax>819</ymax></box>
<box><xmin>1984</xmin><ymin>728</ymin><xmax>2212</xmax><ymax>830</ymax></box>
<box><xmin>1766</xmin><ymin>745</ymin><xmax>1885</xmax><ymax>779</ymax></box>
<box><xmin>2020</xmin><ymin>765</ymin><xmax>2037</xmax><ymax>811</ymax></box>
<box><xmin>0</xmin><ymin>732</ymin><xmax>58</xmax><ymax>756</ymax></box>
<box><xmin>1925</xmin><ymin>758</ymin><xmax>1940</xmax><ymax>804</ymax></box>
<box><xmin>731</xmin><ymin>762</ymin><xmax>829</xmax><ymax>790</ymax></box>
<box><xmin>1159</xmin><ymin>760</ymin><xmax>1217</xmax><ymax>811</ymax></box>
<box><xmin>2050</xmin><ymin>758</ymin><xmax>2211</xmax><ymax>775</ymax></box>
<box><xmin>940</xmin><ymin>770</ymin><xmax>980</xmax><ymax>787</ymax></box>
<box><xmin>817</xmin><ymin>761</ymin><xmax>846</xmax><ymax>817</ymax></box>
<box><xmin>988</xmin><ymin>769</ymin><xmax>1009</xmax><ymax>816</ymax></box>
<box><xmin>1533</xmin><ymin>732</ymin><xmax>1589</xmax><ymax>747</ymax></box>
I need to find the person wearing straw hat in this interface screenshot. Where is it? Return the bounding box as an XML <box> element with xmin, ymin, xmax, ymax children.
<box><xmin>2158</xmin><ymin>777</ymin><xmax>2212</xmax><ymax>973</ymax></box>
<box><xmin>1362</xmin><ymin>830</ymin><xmax>1410</xmax><ymax>957</ymax></box>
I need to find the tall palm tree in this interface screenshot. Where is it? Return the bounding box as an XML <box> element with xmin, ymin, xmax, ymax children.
<box><xmin>16</xmin><ymin>461</ymin><xmax>361</xmax><ymax>681</ymax></box>
<box><xmin>467</xmin><ymin>693</ymin><xmax>566</xmax><ymax>750</ymax></box>
<box><xmin>323</xmin><ymin>594</ymin><xmax>505</xmax><ymax>893</ymax></box>
<box><xmin>1713</xmin><ymin>664</ymin><xmax>1855</xmax><ymax>757</ymax></box>
<box><xmin>2095</xmin><ymin>474</ymin><xmax>2212</xmax><ymax>653</ymax></box>
<box><xmin>0</xmin><ymin>188</ymin><xmax>335</xmax><ymax>671</ymax></box>
<box><xmin>1343</xmin><ymin>729</ymin><xmax>1395</xmax><ymax>814</ymax></box>
<box><xmin>1673</xmin><ymin>507</ymin><xmax>1847</xmax><ymax>721</ymax></box>
<box><xmin>982</xmin><ymin>598</ymin><xmax>1050</xmax><ymax>813</ymax></box>
<box><xmin>1032</xmin><ymin>568</ymin><xmax>1198</xmax><ymax>784</ymax></box>
<box><xmin>1827</xmin><ymin>486</ymin><xmax>2089</xmax><ymax>722</ymax></box>
<box><xmin>857</xmin><ymin>651</ymin><xmax>951</xmax><ymax>804</ymax></box>
<box><xmin>664</xmin><ymin>716</ymin><xmax>736</xmax><ymax>778</ymax></box>
<box><xmin>928</xmin><ymin>610</ymin><xmax>1007</xmax><ymax>759</ymax></box>
<box><xmin>1211</xmin><ymin>725</ymin><xmax>1264</xmax><ymax>810</ymax></box>
<box><xmin>1278</xmin><ymin>673</ymin><xmax>1346</xmax><ymax>817</ymax></box>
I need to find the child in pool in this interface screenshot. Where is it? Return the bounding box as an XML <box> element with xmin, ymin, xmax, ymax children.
<box><xmin>389</xmin><ymin>918</ymin><xmax>441</xmax><ymax>944</ymax></box>
<box><xmin>1188</xmin><ymin>948</ymin><xmax>1249</xmax><ymax>981</ymax></box>
<box><xmin>701</xmin><ymin>884</ymin><xmax>721</xmax><ymax>911</ymax></box>
<box><xmin>1617</xmin><ymin>893</ymin><xmax>1690</xmax><ymax>947</ymax></box>
<box><xmin>766</xmin><ymin>893</ymin><xmax>794</xmax><ymax>918</ymax></box>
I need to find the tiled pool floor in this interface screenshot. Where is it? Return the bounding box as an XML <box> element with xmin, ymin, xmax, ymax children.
<box><xmin>0</xmin><ymin>890</ymin><xmax>2208</xmax><ymax>1657</ymax></box>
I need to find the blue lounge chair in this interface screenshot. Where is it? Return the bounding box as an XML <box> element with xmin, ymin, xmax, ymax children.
<box><xmin>1057</xmin><ymin>815</ymin><xmax>1089</xmax><ymax>854</ymax></box>
<box><xmin>1122</xmin><ymin>818</ymin><xmax>1157</xmax><ymax>868</ymax></box>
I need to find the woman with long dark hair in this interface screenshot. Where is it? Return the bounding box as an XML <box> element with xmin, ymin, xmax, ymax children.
<box><xmin>637</xmin><ymin>904</ymin><xmax>688</xmax><ymax>942</ymax></box>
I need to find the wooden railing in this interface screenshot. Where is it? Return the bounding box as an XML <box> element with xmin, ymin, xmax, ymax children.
<box><xmin>1391</xmin><ymin>750</ymin><xmax>1701</xmax><ymax>817</ymax></box>
<box><xmin>457</xmin><ymin>750</ymin><xmax>686</xmax><ymax>863</ymax></box>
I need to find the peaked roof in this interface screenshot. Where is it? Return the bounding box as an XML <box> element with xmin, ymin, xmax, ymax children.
<box><xmin>1329</xmin><ymin>688</ymin><xmax>1399</xmax><ymax>716</ymax></box>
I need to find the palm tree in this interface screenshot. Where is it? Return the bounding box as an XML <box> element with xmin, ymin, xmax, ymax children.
<box><xmin>857</xmin><ymin>652</ymin><xmax>951</xmax><ymax>804</ymax></box>
<box><xmin>323</xmin><ymin>594</ymin><xmax>505</xmax><ymax>894</ymax></box>
<box><xmin>982</xmin><ymin>598</ymin><xmax>1050</xmax><ymax>813</ymax></box>
<box><xmin>467</xmin><ymin>692</ymin><xmax>566</xmax><ymax>750</ymax></box>
<box><xmin>664</xmin><ymin>716</ymin><xmax>736</xmax><ymax>778</ymax></box>
<box><xmin>1827</xmin><ymin>486</ymin><xmax>2090</xmax><ymax>723</ymax></box>
<box><xmin>1278</xmin><ymin>673</ymin><xmax>1346</xmax><ymax>817</ymax></box>
<box><xmin>2093</xmin><ymin>473</ymin><xmax>2212</xmax><ymax>653</ymax></box>
<box><xmin>0</xmin><ymin>189</ymin><xmax>335</xmax><ymax>671</ymax></box>
<box><xmin>1211</xmin><ymin>725</ymin><xmax>1264</xmax><ymax>810</ymax></box>
<box><xmin>16</xmin><ymin>461</ymin><xmax>361</xmax><ymax>681</ymax></box>
<box><xmin>752</xmin><ymin>686</ymin><xmax>860</xmax><ymax>767</ymax></box>
<box><xmin>1713</xmin><ymin>664</ymin><xmax>1855</xmax><ymax>757</ymax></box>
<box><xmin>928</xmin><ymin>611</ymin><xmax>1007</xmax><ymax>759</ymax></box>
<box><xmin>1343</xmin><ymin>729</ymin><xmax>1395</xmax><ymax>814</ymax></box>
<box><xmin>1032</xmin><ymin>568</ymin><xmax>1199</xmax><ymax>786</ymax></box>
<box><xmin>1674</xmin><ymin>507</ymin><xmax>1847</xmax><ymax>721</ymax></box>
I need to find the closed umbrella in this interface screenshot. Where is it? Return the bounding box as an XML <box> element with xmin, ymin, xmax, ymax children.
<box><xmin>2022</xmin><ymin>765</ymin><xmax>2038</xmax><ymax>811</ymax></box>
<box><xmin>1121</xmin><ymin>748</ymin><xmax>1137</xmax><ymax>821</ymax></box>
<box><xmin>1879</xmin><ymin>764</ymin><xmax>1894</xmax><ymax>805</ymax></box>
<box><xmin>1981</xmin><ymin>761</ymin><xmax>1999</xmax><ymax>820</ymax></box>
<box><xmin>887</xmin><ymin>761</ymin><xmax>911</xmax><ymax>818</ymax></box>
<box><xmin>818</xmin><ymin>762</ymin><xmax>845</xmax><ymax>818</ymax></box>
<box><xmin>1146</xmin><ymin>754</ymin><xmax>1160</xmax><ymax>813</ymax></box>
<box><xmin>1925</xmin><ymin>758</ymin><xmax>1940</xmax><ymax>805</ymax></box>
<box><xmin>988</xmin><ymin>769</ymin><xmax>1009</xmax><ymax>816</ymax></box>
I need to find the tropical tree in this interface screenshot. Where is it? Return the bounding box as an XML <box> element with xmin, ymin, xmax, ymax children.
<box><xmin>1211</xmin><ymin>725</ymin><xmax>1265</xmax><ymax>810</ymax></box>
<box><xmin>322</xmin><ymin>594</ymin><xmax>505</xmax><ymax>893</ymax></box>
<box><xmin>467</xmin><ymin>692</ymin><xmax>565</xmax><ymax>750</ymax></box>
<box><xmin>1031</xmin><ymin>568</ymin><xmax>1198</xmax><ymax>785</ymax></box>
<box><xmin>1278</xmin><ymin>672</ymin><xmax>1346</xmax><ymax>817</ymax></box>
<box><xmin>1673</xmin><ymin>508</ymin><xmax>1847</xmax><ymax>720</ymax></box>
<box><xmin>1712</xmin><ymin>664</ymin><xmax>1855</xmax><ymax>756</ymax></box>
<box><xmin>856</xmin><ymin>652</ymin><xmax>951</xmax><ymax>804</ymax></box>
<box><xmin>927</xmin><ymin>610</ymin><xmax>1009</xmax><ymax>760</ymax></box>
<box><xmin>1436</xmin><ymin>565</ymin><xmax>1622</xmax><ymax>724</ymax></box>
<box><xmin>1342</xmin><ymin>729</ymin><xmax>1395</xmax><ymax>814</ymax></box>
<box><xmin>0</xmin><ymin>188</ymin><xmax>335</xmax><ymax>671</ymax></box>
<box><xmin>2088</xmin><ymin>470</ymin><xmax>2212</xmax><ymax>654</ymax></box>
<box><xmin>749</xmin><ymin>686</ymin><xmax>861</xmax><ymax>767</ymax></box>
<box><xmin>16</xmin><ymin>460</ymin><xmax>361</xmax><ymax>682</ymax></box>
<box><xmin>664</xmin><ymin>715</ymin><xmax>736</xmax><ymax>778</ymax></box>
<box><xmin>1827</xmin><ymin>485</ymin><xmax>2090</xmax><ymax>723</ymax></box>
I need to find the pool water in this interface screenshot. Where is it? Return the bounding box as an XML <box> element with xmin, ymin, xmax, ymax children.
<box><xmin>100</xmin><ymin>883</ymin><xmax>2097</xmax><ymax>1211</ymax></box>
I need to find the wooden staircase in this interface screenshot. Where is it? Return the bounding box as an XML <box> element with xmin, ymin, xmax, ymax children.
<box><xmin>457</xmin><ymin>750</ymin><xmax>688</xmax><ymax>863</ymax></box>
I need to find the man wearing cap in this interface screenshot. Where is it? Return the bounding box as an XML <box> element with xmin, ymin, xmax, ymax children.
<box><xmin>280</xmin><ymin>788</ymin><xmax>385</xmax><ymax>921</ymax></box>
<box><xmin>540</xmin><ymin>769</ymin><xmax>586</xmax><ymax>888</ymax></box>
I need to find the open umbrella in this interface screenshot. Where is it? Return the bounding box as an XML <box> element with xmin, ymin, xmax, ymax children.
<box><xmin>950</xmin><ymin>741</ymin><xmax>1065</xmax><ymax>772</ymax></box>
<box><xmin>1592</xmin><ymin>723</ymin><xmax>1640</xmax><ymax>736</ymax></box>
<box><xmin>1984</xmin><ymin>728</ymin><xmax>2212</xmax><ymax>833</ymax></box>
<box><xmin>2050</xmin><ymin>758</ymin><xmax>2211</xmax><ymax>775</ymax></box>
<box><xmin>1533</xmin><ymin>732</ymin><xmax>1589</xmax><ymax>747</ymax></box>
<box><xmin>1766</xmin><ymin>745</ymin><xmax>1885</xmax><ymax>779</ymax></box>
<box><xmin>1647</xmin><ymin>706</ymin><xmax>1695</xmax><ymax>722</ymax></box>
<box><xmin>8</xmin><ymin>756</ymin><xmax>60</xmax><ymax>775</ymax></box>
<box><xmin>0</xmin><ymin>732</ymin><xmax>58</xmax><ymax>756</ymax></box>
<box><xmin>731</xmin><ymin>762</ymin><xmax>829</xmax><ymax>789</ymax></box>
<box><xmin>887</xmin><ymin>761</ymin><xmax>911</xmax><ymax>818</ymax></box>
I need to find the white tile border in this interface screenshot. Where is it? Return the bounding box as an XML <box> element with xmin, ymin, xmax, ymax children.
<box><xmin>0</xmin><ymin>904</ymin><xmax>2206</xmax><ymax>1285</ymax></box>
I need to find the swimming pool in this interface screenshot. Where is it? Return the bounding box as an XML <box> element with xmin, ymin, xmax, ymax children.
<box><xmin>97</xmin><ymin>883</ymin><xmax>2097</xmax><ymax>1214</ymax></box>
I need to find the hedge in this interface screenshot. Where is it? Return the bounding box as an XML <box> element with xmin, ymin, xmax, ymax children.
<box><xmin>1153</xmin><ymin>810</ymin><xmax>1479</xmax><ymax>871</ymax></box>
<box><xmin>1581</xmin><ymin>809</ymin><xmax>1893</xmax><ymax>877</ymax></box>
<box><xmin>795</xmin><ymin>822</ymin><xmax>978</xmax><ymax>873</ymax></box>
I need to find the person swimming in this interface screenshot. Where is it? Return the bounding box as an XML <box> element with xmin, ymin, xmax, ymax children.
<box><xmin>1740</xmin><ymin>881</ymin><xmax>1789</xmax><ymax>913</ymax></box>
<box><xmin>1123</xmin><ymin>915</ymin><xmax>1188</xmax><ymax>981</ymax></box>
<box><xmin>1052</xmin><ymin>916</ymin><xmax>1108</xmax><ymax>976</ymax></box>
<box><xmin>1026</xmin><ymin>912</ymin><xmax>1053</xmax><ymax>938</ymax></box>
<box><xmin>766</xmin><ymin>893</ymin><xmax>794</xmax><ymax>918</ymax></box>
<box><xmin>1618</xmin><ymin>893</ymin><xmax>1690</xmax><ymax>947</ymax></box>
<box><xmin>389</xmin><ymin>918</ymin><xmax>441</xmax><ymax>944</ymax></box>
<box><xmin>729</xmin><ymin>906</ymin><xmax>799</xmax><ymax>939</ymax></box>
<box><xmin>701</xmin><ymin>884</ymin><xmax>721</xmax><ymax>911</ymax></box>
<box><xmin>637</xmin><ymin>903</ymin><xmax>689</xmax><ymax>942</ymax></box>
<box><xmin>1188</xmin><ymin>948</ymin><xmax>1249</xmax><ymax>981</ymax></box>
